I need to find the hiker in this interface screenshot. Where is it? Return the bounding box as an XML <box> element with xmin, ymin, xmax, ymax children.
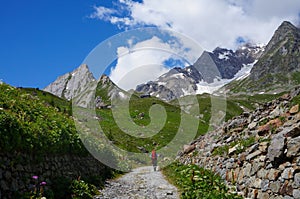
<box><xmin>151</xmin><ymin>149</ymin><xmax>158</xmax><ymax>171</ymax></box>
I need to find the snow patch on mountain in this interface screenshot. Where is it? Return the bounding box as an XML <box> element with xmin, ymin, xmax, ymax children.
<box><xmin>218</xmin><ymin>51</ymin><xmax>232</xmax><ymax>60</ymax></box>
<box><xmin>196</xmin><ymin>60</ymin><xmax>257</xmax><ymax>94</ymax></box>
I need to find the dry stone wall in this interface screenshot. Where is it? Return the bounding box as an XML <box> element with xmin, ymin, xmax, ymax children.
<box><xmin>178</xmin><ymin>88</ymin><xmax>300</xmax><ymax>199</ymax></box>
<box><xmin>0</xmin><ymin>152</ymin><xmax>108</xmax><ymax>198</ymax></box>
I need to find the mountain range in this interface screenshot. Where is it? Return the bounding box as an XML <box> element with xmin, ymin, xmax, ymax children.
<box><xmin>225</xmin><ymin>21</ymin><xmax>300</xmax><ymax>95</ymax></box>
<box><xmin>43</xmin><ymin>21</ymin><xmax>300</xmax><ymax>102</ymax></box>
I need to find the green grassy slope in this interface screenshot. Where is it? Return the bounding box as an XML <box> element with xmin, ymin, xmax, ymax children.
<box><xmin>0</xmin><ymin>84</ymin><xmax>84</xmax><ymax>154</ymax></box>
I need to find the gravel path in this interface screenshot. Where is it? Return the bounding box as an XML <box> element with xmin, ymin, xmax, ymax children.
<box><xmin>95</xmin><ymin>166</ymin><xmax>179</xmax><ymax>199</ymax></box>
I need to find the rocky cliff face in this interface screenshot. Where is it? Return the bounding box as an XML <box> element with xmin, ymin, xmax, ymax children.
<box><xmin>44</xmin><ymin>64</ymin><xmax>96</xmax><ymax>100</ymax></box>
<box><xmin>250</xmin><ymin>21</ymin><xmax>300</xmax><ymax>81</ymax></box>
<box><xmin>136</xmin><ymin>44</ymin><xmax>264</xmax><ymax>101</ymax></box>
<box><xmin>44</xmin><ymin>65</ymin><xmax>129</xmax><ymax>108</ymax></box>
<box><xmin>178</xmin><ymin>87</ymin><xmax>300</xmax><ymax>198</ymax></box>
<box><xmin>227</xmin><ymin>21</ymin><xmax>300</xmax><ymax>94</ymax></box>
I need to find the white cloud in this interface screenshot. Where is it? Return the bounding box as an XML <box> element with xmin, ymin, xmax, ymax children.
<box><xmin>90</xmin><ymin>6</ymin><xmax>116</xmax><ymax>20</ymax></box>
<box><xmin>92</xmin><ymin>0</ymin><xmax>300</xmax><ymax>90</ymax></box>
<box><xmin>109</xmin><ymin>36</ymin><xmax>197</xmax><ymax>90</ymax></box>
<box><xmin>92</xmin><ymin>0</ymin><xmax>300</xmax><ymax>50</ymax></box>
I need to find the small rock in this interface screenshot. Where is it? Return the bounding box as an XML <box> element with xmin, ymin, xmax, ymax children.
<box><xmin>290</xmin><ymin>104</ymin><xmax>299</xmax><ymax>114</ymax></box>
<box><xmin>285</xmin><ymin>123</ymin><xmax>300</xmax><ymax>138</ymax></box>
<box><xmin>229</xmin><ymin>144</ymin><xmax>241</xmax><ymax>155</ymax></box>
<box><xmin>261</xmin><ymin>179</ymin><xmax>269</xmax><ymax>192</ymax></box>
<box><xmin>251</xmin><ymin>160</ymin><xmax>262</xmax><ymax>176</ymax></box>
<box><xmin>183</xmin><ymin>144</ymin><xmax>195</xmax><ymax>154</ymax></box>
<box><xmin>282</xmin><ymin>167</ymin><xmax>294</xmax><ymax>179</ymax></box>
<box><xmin>248</xmin><ymin>122</ymin><xmax>257</xmax><ymax>130</ymax></box>
<box><xmin>294</xmin><ymin>112</ymin><xmax>300</xmax><ymax>122</ymax></box>
<box><xmin>252</xmin><ymin>178</ymin><xmax>262</xmax><ymax>189</ymax></box>
<box><xmin>267</xmin><ymin>133</ymin><xmax>285</xmax><ymax>162</ymax></box>
<box><xmin>244</xmin><ymin>163</ymin><xmax>252</xmax><ymax>177</ymax></box>
<box><xmin>270</xmin><ymin>106</ymin><xmax>282</xmax><ymax>118</ymax></box>
<box><xmin>259</xmin><ymin>142</ymin><xmax>269</xmax><ymax>153</ymax></box>
<box><xmin>257</xmin><ymin>191</ymin><xmax>269</xmax><ymax>199</ymax></box>
<box><xmin>286</xmin><ymin>137</ymin><xmax>300</xmax><ymax>157</ymax></box>
<box><xmin>246</xmin><ymin>150</ymin><xmax>262</xmax><ymax>161</ymax></box>
<box><xmin>257</xmin><ymin>168</ymin><xmax>268</xmax><ymax>179</ymax></box>
<box><xmin>293</xmin><ymin>189</ymin><xmax>300</xmax><ymax>199</ymax></box>
<box><xmin>270</xmin><ymin>181</ymin><xmax>281</xmax><ymax>192</ymax></box>
<box><xmin>296</xmin><ymin>157</ymin><xmax>300</xmax><ymax>166</ymax></box>
<box><xmin>279</xmin><ymin>180</ymin><xmax>293</xmax><ymax>196</ymax></box>
<box><xmin>294</xmin><ymin>173</ymin><xmax>300</xmax><ymax>187</ymax></box>
<box><xmin>268</xmin><ymin>169</ymin><xmax>281</xmax><ymax>181</ymax></box>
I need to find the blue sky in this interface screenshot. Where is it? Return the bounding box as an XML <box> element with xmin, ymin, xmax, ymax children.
<box><xmin>0</xmin><ymin>0</ymin><xmax>119</xmax><ymax>88</ymax></box>
<box><xmin>1</xmin><ymin>0</ymin><xmax>300</xmax><ymax>89</ymax></box>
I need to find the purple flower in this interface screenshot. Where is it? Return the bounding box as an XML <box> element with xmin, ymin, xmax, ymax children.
<box><xmin>40</xmin><ymin>181</ymin><xmax>47</xmax><ymax>186</ymax></box>
<box><xmin>32</xmin><ymin>175</ymin><xmax>38</xmax><ymax>179</ymax></box>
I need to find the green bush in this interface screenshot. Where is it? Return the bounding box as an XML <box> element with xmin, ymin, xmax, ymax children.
<box><xmin>163</xmin><ymin>162</ymin><xmax>242</xmax><ymax>199</ymax></box>
<box><xmin>69</xmin><ymin>179</ymin><xmax>100</xmax><ymax>199</ymax></box>
<box><xmin>0</xmin><ymin>84</ymin><xmax>86</xmax><ymax>155</ymax></box>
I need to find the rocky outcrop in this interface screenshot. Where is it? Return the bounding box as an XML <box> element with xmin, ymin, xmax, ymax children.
<box><xmin>227</xmin><ymin>21</ymin><xmax>300</xmax><ymax>94</ymax></box>
<box><xmin>178</xmin><ymin>87</ymin><xmax>300</xmax><ymax>198</ymax></box>
<box><xmin>44</xmin><ymin>64</ymin><xmax>96</xmax><ymax>100</ymax></box>
<box><xmin>250</xmin><ymin>21</ymin><xmax>300</xmax><ymax>82</ymax></box>
<box><xmin>136</xmin><ymin>66</ymin><xmax>200</xmax><ymax>101</ymax></box>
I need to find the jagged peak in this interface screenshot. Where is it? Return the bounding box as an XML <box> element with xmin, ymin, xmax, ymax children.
<box><xmin>263</xmin><ymin>21</ymin><xmax>300</xmax><ymax>54</ymax></box>
<box><xmin>277</xmin><ymin>21</ymin><xmax>298</xmax><ymax>31</ymax></box>
<box><xmin>272</xmin><ymin>21</ymin><xmax>299</xmax><ymax>40</ymax></box>
<box><xmin>73</xmin><ymin>64</ymin><xmax>92</xmax><ymax>74</ymax></box>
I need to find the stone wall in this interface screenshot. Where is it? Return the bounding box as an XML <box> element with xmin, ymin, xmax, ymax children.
<box><xmin>178</xmin><ymin>90</ymin><xmax>300</xmax><ymax>198</ymax></box>
<box><xmin>0</xmin><ymin>152</ymin><xmax>109</xmax><ymax>198</ymax></box>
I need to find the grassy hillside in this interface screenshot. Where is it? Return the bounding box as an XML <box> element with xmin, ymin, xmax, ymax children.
<box><xmin>95</xmin><ymin>92</ymin><xmax>264</xmax><ymax>154</ymax></box>
<box><xmin>0</xmin><ymin>83</ymin><xmax>85</xmax><ymax>155</ymax></box>
<box><xmin>22</xmin><ymin>87</ymin><xmax>72</xmax><ymax>115</ymax></box>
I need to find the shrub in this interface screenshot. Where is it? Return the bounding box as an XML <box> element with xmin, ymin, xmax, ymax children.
<box><xmin>163</xmin><ymin>162</ymin><xmax>242</xmax><ymax>199</ymax></box>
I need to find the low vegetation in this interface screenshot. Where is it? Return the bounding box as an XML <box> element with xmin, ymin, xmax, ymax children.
<box><xmin>0</xmin><ymin>84</ymin><xmax>85</xmax><ymax>155</ymax></box>
<box><xmin>162</xmin><ymin>162</ymin><xmax>242</xmax><ymax>199</ymax></box>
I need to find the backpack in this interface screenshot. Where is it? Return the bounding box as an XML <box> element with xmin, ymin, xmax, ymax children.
<box><xmin>151</xmin><ymin>150</ymin><xmax>157</xmax><ymax>159</ymax></box>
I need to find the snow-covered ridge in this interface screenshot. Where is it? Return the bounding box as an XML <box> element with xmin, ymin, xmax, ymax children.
<box><xmin>135</xmin><ymin>43</ymin><xmax>265</xmax><ymax>101</ymax></box>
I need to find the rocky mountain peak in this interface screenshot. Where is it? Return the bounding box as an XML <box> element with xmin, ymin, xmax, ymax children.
<box><xmin>44</xmin><ymin>64</ymin><xmax>96</xmax><ymax>100</ymax></box>
<box><xmin>135</xmin><ymin>44</ymin><xmax>264</xmax><ymax>101</ymax></box>
<box><xmin>278</xmin><ymin>21</ymin><xmax>298</xmax><ymax>32</ymax></box>
<box><xmin>248</xmin><ymin>21</ymin><xmax>300</xmax><ymax>83</ymax></box>
<box><xmin>264</xmin><ymin>21</ymin><xmax>300</xmax><ymax>53</ymax></box>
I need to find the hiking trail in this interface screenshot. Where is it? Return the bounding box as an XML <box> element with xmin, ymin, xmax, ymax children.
<box><xmin>95</xmin><ymin>166</ymin><xmax>179</xmax><ymax>199</ymax></box>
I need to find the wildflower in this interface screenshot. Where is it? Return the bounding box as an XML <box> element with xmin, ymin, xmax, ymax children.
<box><xmin>40</xmin><ymin>181</ymin><xmax>47</xmax><ymax>186</ymax></box>
<box><xmin>32</xmin><ymin>175</ymin><xmax>38</xmax><ymax>179</ymax></box>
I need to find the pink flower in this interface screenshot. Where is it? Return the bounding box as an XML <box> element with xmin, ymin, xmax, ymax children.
<box><xmin>32</xmin><ymin>175</ymin><xmax>38</xmax><ymax>179</ymax></box>
<box><xmin>40</xmin><ymin>181</ymin><xmax>47</xmax><ymax>186</ymax></box>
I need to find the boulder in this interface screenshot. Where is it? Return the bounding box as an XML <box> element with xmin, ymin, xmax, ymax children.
<box><xmin>267</xmin><ymin>133</ymin><xmax>285</xmax><ymax>162</ymax></box>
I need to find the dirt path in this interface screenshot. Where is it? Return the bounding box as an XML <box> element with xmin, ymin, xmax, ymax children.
<box><xmin>95</xmin><ymin>166</ymin><xmax>179</xmax><ymax>199</ymax></box>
